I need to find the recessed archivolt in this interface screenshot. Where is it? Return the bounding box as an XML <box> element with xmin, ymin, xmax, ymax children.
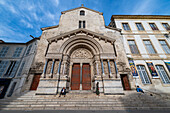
<box><xmin>59</xmin><ymin>35</ymin><xmax>103</xmax><ymax>55</ymax></box>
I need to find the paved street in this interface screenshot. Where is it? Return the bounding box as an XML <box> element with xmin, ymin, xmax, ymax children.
<box><xmin>1</xmin><ymin>110</ymin><xmax>170</xmax><ymax>113</ymax></box>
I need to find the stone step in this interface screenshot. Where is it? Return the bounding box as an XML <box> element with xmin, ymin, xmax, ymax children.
<box><xmin>1</xmin><ymin>101</ymin><xmax>168</xmax><ymax>105</ymax></box>
<box><xmin>1</xmin><ymin>106</ymin><xmax>170</xmax><ymax>110</ymax></box>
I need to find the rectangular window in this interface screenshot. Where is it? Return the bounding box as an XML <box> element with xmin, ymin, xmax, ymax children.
<box><xmin>13</xmin><ymin>47</ymin><xmax>23</xmax><ymax>58</ymax></box>
<box><xmin>128</xmin><ymin>40</ymin><xmax>139</xmax><ymax>54</ymax></box>
<box><xmin>0</xmin><ymin>47</ymin><xmax>9</xmax><ymax>57</ymax></box>
<box><xmin>0</xmin><ymin>61</ymin><xmax>9</xmax><ymax>77</ymax></box>
<box><xmin>79</xmin><ymin>21</ymin><xmax>81</xmax><ymax>28</ymax></box>
<box><xmin>136</xmin><ymin>23</ymin><xmax>144</xmax><ymax>31</ymax></box>
<box><xmin>149</xmin><ymin>23</ymin><xmax>159</xmax><ymax>30</ymax></box>
<box><xmin>162</xmin><ymin>23</ymin><xmax>170</xmax><ymax>30</ymax></box>
<box><xmin>17</xmin><ymin>61</ymin><xmax>25</xmax><ymax>77</ymax></box>
<box><xmin>137</xmin><ymin>65</ymin><xmax>151</xmax><ymax>84</ymax></box>
<box><xmin>159</xmin><ymin>40</ymin><xmax>170</xmax><ymax>54</ymax></box>
<box><xmin>4</xmin><ymin>61</ymin><xmax>19</xmax><ymax>77</ymax></box>
<box><xmin>144</xmin><ymin>40</ymin><xmax>156</xmax><ymax>54</ymax></box>
<box><xmin>26</xmin><ymin>45</ymin><xmax>32</xmax><ymax>55</ymax></box>
<box><xmin>122</xmin><ymin>23</ymin><xmax>131</xmax><ymax>31</ymax></box>
<box><xmin>83</xmin><ymin>21</ymin><xmax>85</xmax><ymax>28</ymax></box>
<box><xmin>79</xmin><ymin>21</ymin><xmax>85</xmax><ymax>28</ymax></box>
<box><xmin>156</xmin><ymin>65</ymin><xmax>170</xmax><ymax>84</ymax></box>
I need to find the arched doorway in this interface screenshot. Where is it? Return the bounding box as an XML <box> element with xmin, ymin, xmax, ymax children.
<box><xmin>70</xmin><ymin>47</ymin><xmax>93</xmax><ymax>90</ymax></box>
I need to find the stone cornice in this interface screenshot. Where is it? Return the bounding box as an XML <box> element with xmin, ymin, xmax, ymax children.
<box><xmin>47</xmin><ymin>28</ymin><xmax>115</xmax><ymax>44</ymax></box>
<box><xmin>61</xmin><ymin>6</ymin><xmax>103</xmax><ymax>15</ymax></box>
<box><xmin>111</xmin><ymin>15</ymin><xmax>170</xmax><ymax>20</ymax></box>
<box><xmin>105</xmin><ymin>25</ymin><xmax>122</xmax><ymax>32</ymax></box>
<box><xmin>41</xmin><ymin>25</ymin><xmax>59</xmax><ymax>31</ymax></box>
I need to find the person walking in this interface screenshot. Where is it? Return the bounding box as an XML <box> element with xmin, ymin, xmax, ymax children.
<box><xmin>96</xmin><ymin>82</ymin><xmax>100</xmax><ymax>96</ymax></box>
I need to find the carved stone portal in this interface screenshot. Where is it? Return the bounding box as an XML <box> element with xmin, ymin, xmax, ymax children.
<box><xmin>71</xmin><ymin>48</ymin><xmax>92</xmax><ymax>59</ymax></box>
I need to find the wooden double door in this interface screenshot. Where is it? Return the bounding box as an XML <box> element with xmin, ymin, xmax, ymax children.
<box><xmin>71</xmin><ymin>63</ymin><xmax>91</xmax><ymax>90</ymax></box>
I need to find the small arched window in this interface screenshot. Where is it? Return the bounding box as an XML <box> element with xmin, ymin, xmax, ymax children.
<box><xmin>80</xmin><ymin>10</ymin><xmax>85</xmax><ymax>16</ymax></box>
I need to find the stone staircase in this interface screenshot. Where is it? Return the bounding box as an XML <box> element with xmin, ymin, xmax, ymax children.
<box><xmin>0</xmin><ymin>90</ymin><xmax>170</xmax><ymax>110</ymax></box>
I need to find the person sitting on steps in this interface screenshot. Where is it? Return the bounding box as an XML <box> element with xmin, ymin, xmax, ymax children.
<box><xmin>136</xmin><ymin>86</ymin><xmax>144</xmax><ymax>93</ymax></box>
<box><xmin>59</xmin><ymin>87</ymin><xmax>66</xmax><ymax>97</ymax></box>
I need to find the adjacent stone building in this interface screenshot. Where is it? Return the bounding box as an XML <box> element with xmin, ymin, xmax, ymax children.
<box><xmin>0</xmin><ymin>38</ymin><xmax>39</xmax><ymax>99</ymax></box>
<box><xmin>110</xmin><ymin>15</ymin><xmax>170</xmax><ymax>93</ymax></box>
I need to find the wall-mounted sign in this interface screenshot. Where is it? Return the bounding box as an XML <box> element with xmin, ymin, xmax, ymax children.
<box><xmin>165</xmin><ymin>62</ymin><xmax>170</xmax><ymax>72</ymax></box>
<box><xmin>129</xmin><ymin>60</ymin><xmax>138</xmax><ymax>76</ymax></box>
<box><xmin>146</xmin><ymin>62</ymin><xmax>158</xmax><ymax>77</ymax></box>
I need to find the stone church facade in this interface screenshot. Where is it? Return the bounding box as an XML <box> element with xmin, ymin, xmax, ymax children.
<box><xmin>30</xmin><ymin>5</ymin><xmax>132</xmax><ymax>95</ymax></box>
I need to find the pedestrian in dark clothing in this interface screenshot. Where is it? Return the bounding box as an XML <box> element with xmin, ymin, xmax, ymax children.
<box><xmin>59</xmin><ymin>87</ymin><xmax>66</xmax><ymax>97</ymax></box>
<box><xmin>96</xmin><ymin>82</ymin><xmax>100</xmax><ymax>96</ymax></box>
<box><xmin>136</xmin><ymin>86</ymin><xmax>144</xmax><ymax>93</ymax></box>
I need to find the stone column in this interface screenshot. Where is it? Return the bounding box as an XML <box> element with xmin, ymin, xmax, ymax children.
<box><xmin>69</xmin><ymin>63</ymin><xmax>73</xmax><ymax>90</ymax></box>
<box><xmin>96</xmin><ymin>61</ymin><xmax>99</xmax><ymax>76</ymax></box>
<box><xmin>107</xmin><ymin>59</ymin><xmax>113</xmax><ymax>78</ymax></box>
<box><xmin>50</xmin><ymin>59</ymin><xmax>55</xmax><ymax>78</ymax></box>
<box><xmin>41</xmin><ymin>59</ymin><xmax>48</xmax><ymax>78</ymax></box>
<box><xmin>57</xmin><ymin>59</ymin><xmax>62</xmax><ymax>78</ymax></box>
<box><xmin>114</xmin><ymin>59</ymin><xmax>118</xmax><ymax>78</ymax></box>
<box><xmin>101</xmin><ymin>60</ymin><xmax>105</xmax><ymax>76</ymax></box>
<box><xmin>62</xmin><ymin>62</ymin><xmax>66</xmax><ymax>75</ymax></box>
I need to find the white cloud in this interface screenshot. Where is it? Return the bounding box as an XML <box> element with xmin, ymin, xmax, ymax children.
<box><xmin>9</xmin><ymin>5</ymin><xmax>18</xmax><ymax>14</ymax></box>
<box><xmin>132</xmin><ymin>0</ymin><xmax>155</xmax><ymax>14</ymax></box>
<box><xmin>0</xmin><ymin>0</ymin><xmax>5</xmax><ymax>5</ymax></box>
<box><xmin>20</xmin><ymin>19</ymin><xmax>33</xmax><ymax>29</ymax></box>
<box><xmin>0</xmin><ymin>24</ymin><xmax>28</xmax><ymax>42</ymax></box>
<box><xmin>54</xmin><ymin>0</ymin><xmax>59</xmax><ymax>7</ymax></box>
<box><xmin>47</xmin><ymin>12</ymin><xmax>56</xmax><ymax>20</ymax></box>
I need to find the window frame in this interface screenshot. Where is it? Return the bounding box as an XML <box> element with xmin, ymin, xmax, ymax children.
<box><xmin>143</xmin><ymin>40</ymin><xmax>157</xmax><ymax>54</ymax></box>
<box><xmin>122</xmin><ymin>23</ymin><xmax>131</xmax><ymax>31</ymax></box>
<box><xmin>161</xmin><ymin>23</ymin><xmax>170</xmax><ymax>31</ymax></box>
<box><xmin>135</xmin><ymin>22</ymin><xmax>145</xmax><ymax>31</ymax></box>
<box><xmin>155</xmin><ymin>65</ymin><xmax>170</xmax><ymax>84</ymax></box>
<box><xmin>0</xmin><ymin>46</ymin><xmax>9</xmax><ymax>57</ymax></box>
<box><xmin>80</xmin><ymin>10</ymin><xmax>85</xmax><ymax>16</ymax></box>
<box><xmin>149</xmin><ymin>23</ymin><xmax>159</xmax><ymax>31</ymax></box>
<box><xmin>0</xmin><ymin>60</ymin><xmax>9</xmax><ymax>78</ymax></box>
<box><xmin>79</xmin><ymin>20</ymin><xmax>86</xmax><ymax>28</ymax></box>
<box><xmin>127</xmin><ymin>40</ymin><xmax>140</xmax><ymax>54</ymax></box>
<box><xmin>136</xmin><ymin>65</ymin><xmax>151</xmax><ymax>84</ymax></box>
<box><xmin>12</xmin><ymin>47</ymin><xmax>23</xmax><ymax>58</ymax></box>
<box><xmin>26</xmin><ymin>45</ymin><xmax>32</xmax><ymax>56</ymax></box>
<box><xmin>158</xmin><ymin>39</ymin><xmax>170</xmax><ymax>54</ymax></box>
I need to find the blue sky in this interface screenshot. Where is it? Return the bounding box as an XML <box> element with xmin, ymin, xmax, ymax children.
<box><xmin>0</xmin><ymin>0</ymin><xmax>170</xmax><ymax>42</ymax></box>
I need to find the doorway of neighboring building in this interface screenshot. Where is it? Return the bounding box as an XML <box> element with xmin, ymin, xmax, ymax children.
<box><xmin>120</xmin><ymin>74</ymin><xmax>131</xmax><ymax>90</ymax></box>
<box><xmin>30</xmin><ymin>74</ymin><xmax>41</xmax><ymax>90</ymax></box>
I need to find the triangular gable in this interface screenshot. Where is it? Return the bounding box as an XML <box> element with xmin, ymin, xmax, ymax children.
<box><xmin>47</xmin><ymin>28</ymin><xmax>115</xmax><ymax>44</ymax></box>
<box><xmin>61</xmin><ymin>4</ymin><xmax>103</xmax><ymax>15</ymax></box>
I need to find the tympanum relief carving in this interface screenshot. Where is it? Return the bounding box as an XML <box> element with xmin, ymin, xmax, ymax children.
<box><xmin>71</xmin><ymin>48</ymin><xmax>92</xmax><ymax>59</ymax></box>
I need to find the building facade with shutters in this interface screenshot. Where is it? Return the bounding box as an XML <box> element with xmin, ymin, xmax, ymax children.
<box><xmin>110</xmin><ymin>15</ymin><xmax>170</xmax><ymax>93</ymax></box>
<box><xmin>0</xmin><ymin>38</ymin><xmax>39</xmax><ymax>99</ymax></box>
